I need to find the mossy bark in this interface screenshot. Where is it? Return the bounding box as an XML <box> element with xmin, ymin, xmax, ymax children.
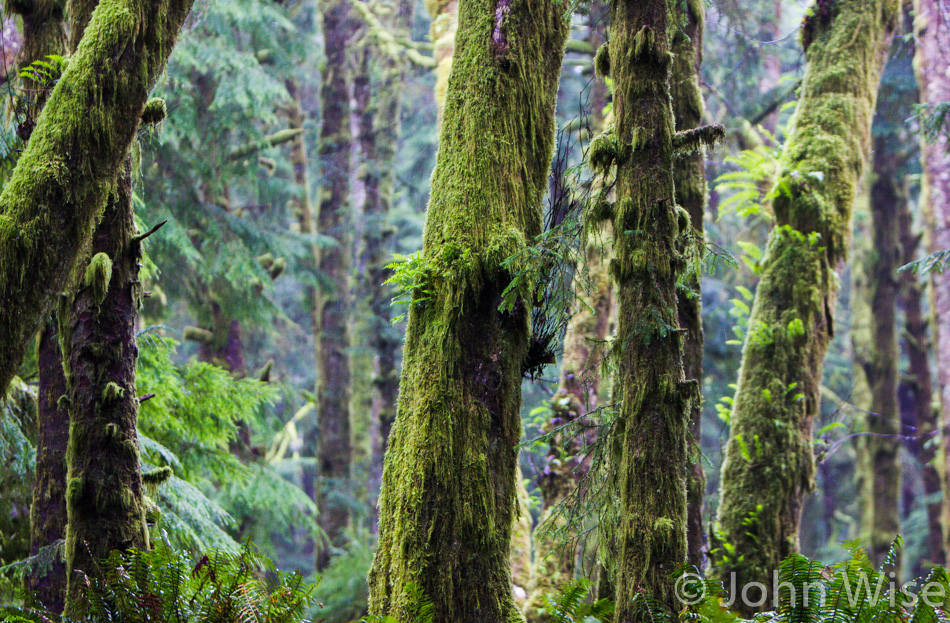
<box><xmin>0</xmin><ymin>0</ymin><xmax>196</xmax><ymax>396</ymax></box>
<box><xmin>913</xmin><ymin>0</ymin><xmax>950</xmax><ymax>561</ymax></box>
<box><xmin>671</xmin><ymin>0</ymin><xmax>707</xmax><ymax>572</ymax></box>
<box><xmin>714</xmin><ymin>0</ymin><xmax>897</xmax><ymax>611</ymax></box>
<box><xmin>897</xmin><ymin>190</ymin><xmax>944</xmax><ymax>569</ymax></box>
<box><xmin>367</xmin><ymin>0</ymin><xmax>568</xmax><ymax>618</ymax></box>
<box><xmin>62</xmin><ymin>161</ymin><xmax>149</xmax><ymax>615</ymax></box>
<box><xmin>601</xmin><ymin>0</ymin><xmax>694</xmax><ymax>619</ymax></box>
<box><xmin>27</xmin><ymin>323</ymin><xmax>69</xmax><ymax>613</ymax></box>
<box><xmin>315</xmin><ymin>0</ymin><xmax>354</xmax><ymax>569</ymax></box>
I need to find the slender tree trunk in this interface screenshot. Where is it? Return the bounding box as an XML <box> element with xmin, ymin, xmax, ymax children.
<box><xmin>354</xmin><ymin>0</ymin><xmax>413</xmax><ymax>532</ymax></box>
<box><xmin>594</xmin><ymin>0</ymin><xmax>700</xmax><ymax>618</ymax></box>
<box><xmin>714</xmin><ymin>0</ymin><xmax>897</xmax><ymax>611</ymax></box>
<box><xmin>897</xmin><ymin>189</ymin><xmax>945</xmax><ymax>568</ymax></box>
<box><xmin>18</xmin><ymin>0</ymin><xmax>68</xmax><ymax>611</ymax></box>
<box><xmin>854</xmin><ymin>38</ymin><xmax>914</xmax><ymax>569</ymax></box>
<box><xmin>671</xmin><ymin>0</ymin><xmax>708</xmax><ymax>572</ymax></box>
<box><xmin>427</xmin><ymin>0</ymin><xmax>458</xmax><ymax>119</ymax></box>
<box><xmin>315</xmin><ymin>0</ymin><xmax>354</xmax><ymax>569</ymax></box>
<box><xmin>27</xmin><ymin>324</ymin><xmax>69</xmax><ymax>613</ymax></box>
<box><xmin>367</xmin><ymin>0</ymin><xmax>568</xmax><ymax>618</ymax></box>
<box><xmin>913</xmin><ymin>0</ymin><xmax>950</xmax><ymax>561</ymax></box>
<box><xmin>0</xmin><ymin>0</ymin><xmax>195</xmax><ymax>397</ymax></box>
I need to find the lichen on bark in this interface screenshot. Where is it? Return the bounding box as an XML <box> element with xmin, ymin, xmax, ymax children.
<box><xmin>367</xmin><ymin>0</ymin><xmax>568</xmax><ymax>618</ymax></box>
<box><xmin>714</xmin><ymin>0</ymin><xmax>898</xmax><ymax>612</ymax></box>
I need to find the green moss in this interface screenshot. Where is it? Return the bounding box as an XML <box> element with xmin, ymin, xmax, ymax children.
<box><xmin>101</xmin><ymin>381</ymin><xmax>124</xmax><ymax>402</ymax></box>
<box><xmin>368</xmin><ymin>0</ymin><xmax>568</xmax><ymax>619</ymax></box>
<box><xmin>0</xmin><ymin>0</ymin><xmax>196</xmax><ymax>396</ymax></box>
<box><xmin>140</xmin><ymin>97</ymin><xmax>166</xmax><ymax>125</ymax></box>
<box><xmin>588</xmin><ymin>127</ymin><xmax>617</xmax><ymax>175</ymax></box>
<box><xmin>83</xmin><ymin>252</ymin><xmax>112</xmax><ymax>307</ymax></box>
<box><xmin>594</xmin><ymin>42</ymin><xmax>610</xmax><ymax>79</ymax></box>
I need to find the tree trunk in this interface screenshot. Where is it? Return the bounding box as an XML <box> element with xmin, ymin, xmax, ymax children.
<box><xmin>367</xmin><ymin>0</ymin><xmax>568</xmax><ymax>618</ymax></box>
<box><xmin>913</xmin><ymin>0</ymin><xmax>950</xmax><ymax>562</ymax></box>
<box><xmin>354</xmin><ymin>0</ymin><xmax>413</xmax><ymax>533</ymax></box>
<box><xmin>596</xmin><ymin>0</ymin><xmax>696</xmax><ymax>618</ymax></box>
<box><xmin>0</xmin><ymin>0</ymin><xmax>195</xmax><ymax>397</ymax></box>
<box><xmin>714</xmin><ymin>0</ymin><xmax>897</xmax><ymax>612</ymax></box>
<box><xmin>671</xmin><ymin>0</ymin><xmax>708</xmax><ymax>572</ymax></box>
<box><xmin>315</xmin><ymin>0</ymin><xmax>354</xmax><ymax>569</ymax></box>
<box><xmin>62</xmin><ymin>160</ymin><xmax>149</xmax><ymax>614</ymax></box>
<box><xmin>27</xmin><ymin>324</ymin><xmax>69</xmax><ymax>613</ymax></box>
<box><xmin>19</xmin><ymin>0</ymin><xmax>68</xmax><ymax>612</ymax></box>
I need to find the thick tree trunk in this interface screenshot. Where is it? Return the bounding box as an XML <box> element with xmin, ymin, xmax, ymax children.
<box><xmin>595</xmin><ymin>0</ymin><xmax>698</xmax><ymax>618</ymax></box>
<box><xmin>0</xmin><ymin>0</ymin><xmax>195</xmax><ymax>396</ymax></box>
<box><xmin>671</xmin><ymin>0</ymin><xmax>708</xmax><ymax>572</ymax></box>
<box><xmin>315</xmin><ymin>0</ymin><xmax>354</xmax><ymax>570</ymax></box>
<box><xmin>367</xmin><ymin>0</ymin><xmax>568</xmax><ymax>618</ymax></box>
<box><xmin>714</xmin><ymin>0</ymin><xmax>897</xmax><ymax>612</ymax></box>
<box><xmin>913</xmin><ymin>0</ymin><xmax>950</xmax><ymax>561</ymax></box>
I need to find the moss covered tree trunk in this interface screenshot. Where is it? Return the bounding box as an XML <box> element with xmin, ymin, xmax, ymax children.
<box><xmin>671</xmin><ymin>0</ymin><xmax>708</xmax><ymax>572</ymax></box>
<box><xmin>913</xmin><ymin>0</ymin><xmax>950</xmax><ymax>560</ymax></box>
<box><xmin>714</xmin><ymin>0</ymin><xmax>897</xmax><ymax>610</ymax></box>
<box><xmin>314</xmin><ymin>0</ymin><xmax>354</xmax><ymax>569</ymax></box>
<box><xmin>592</xmin><ymin>0</ymin><xmax>704</xmax><ymax>617</ymax></box>
<box><xmin>897</xmin><ymin>190</ymin><xmax>944</xmax><ymax>568</ymax></box>
<box><xmin>367</xmin><ymin>0</ymin><xmax>568</xmax><ymax>618</ymax></box>
<box><xmin>0</xmin><ymin>0</ymin><xmax>195</xmax><ymax>397</ymax></box>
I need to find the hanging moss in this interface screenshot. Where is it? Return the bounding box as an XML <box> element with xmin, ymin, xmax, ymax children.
<box><xmin>714</xmin><ymin>0</ymin><xmax>898</xmax><ymax>611</ymax></box>
<box><xmin>0</xmin><ymin>0</ymin><xmax>196</xmax><ymax>396</ymax></box>
<box><xmin>83</xmin><ymin>252</ymin><xmax>112</xmax><ymax>307</ymax></box>
<box><xmin>367</xmin><ymin>0</ymin><xmax>568</xmax><ymax>619</ymax></box>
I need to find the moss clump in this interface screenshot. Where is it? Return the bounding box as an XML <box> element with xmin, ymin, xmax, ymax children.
<box><xmin>588</xmin><ymin>127</ymin><xmax>617</xmax><ymax>175</ymax></box>
<box><xmin>100</xmin><ymin>381</ymin><xmax>124</xmax><ymax>402</ymax></box>
<box><xmin>140</xmin><ymin>97</ymin><xmax>166</xmax><ymax>125</ymax></box>
<box><xmin>141</xmin><ymin>466</ymin><xmax>172</xmax><ymax>486</ymax></box>
<box><xmin>594</xmin><ymin>42</ymin><xmax>610</xmax><ymax>79</ymax></box>
<box><xmin>83</xmin><ymin>252</ymin><xmax>112</xmax><ymax>307</ymax></box>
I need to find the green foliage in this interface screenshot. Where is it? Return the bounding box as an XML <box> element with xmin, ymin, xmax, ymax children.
<box><xmin>384</xmin><ymin>252</ymin><xmax>438</xmax><ymax>323</ymax></box>
<box><xmin>0</xmin><ymin>378</ymin><xmax>36</xmax><ymax>601</ymax></box>
<box><xmin>915</xmin><ymin>101</ymin><xmax>950</xmax><ymax>145</ymax></box>
<box><xmin>542</xmin><ymin>579</ymin><xmax>614</xmax><ymax>623</ymax></box>
<box><xmin>714</xmin><ymin>138</ymin><xmax>781</xmax><ymax>221</ymax></box>
<box><xmin>18</xmin><ymin>55</ymin><xmax>67</xmax><ymax>89</ymax></box>
<box><xmin>2</xmin><ymin>539</ymin><xmax>316</xmax><ymax>622</ymax></box>
<box><xmin>306</xmin><ymin>527</ymin><xmax>376</xmax><ymax>623</ymax></box>
<box><xmin>899</xmin><ymin>249</ymin><xmax>950</xmax><ymax>277</ymax></box>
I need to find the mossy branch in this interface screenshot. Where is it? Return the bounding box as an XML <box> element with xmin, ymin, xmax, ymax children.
<box><xmin>228</xmin><ymin>128</ymin><xmax>305</xmax><ymax>160</ymax></box>
<box><xmin>0</xmin><ymin>0</ymin><xmax>196</xmax><ymax>396</ymax></box>
<box><xmin>672</xmin><ymin>124</ymin><xmax>725</xmax><ymax>157</ymax></box>
<box><xmin>351</xmin><ymin>0</ymin><xmax>436</xmax><ymax>68</ymax></box>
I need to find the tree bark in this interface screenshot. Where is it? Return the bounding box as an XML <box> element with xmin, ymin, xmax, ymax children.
<box><xmin>596</xmin><ymin>0</ymin><xmax>696</xmax><ymax>618</ymax></box>
<box><xmin>714</xmin><ymin>0</ymin><xmax>898</xmax><ymax>612</ymax></box>
<box><xmin>367</xmin><ymin>0</ymin><xmax>568</xmax><ymax>618</ymax></box>
<box><xmin>0</xmin><ymin>0</ymin><xmax>195</xmax><ymax>397</ymax></box>
<box><xmin>62</xmin><ymin>159</ymin><xmax>149</xmax><ymax>614</ymax></box>
<box><xmin>671</xmin><ymin>0</ymin><xmax>708</xmax><ymax>572</ymax></box>
<box><xmin>315</xmin><ymin>0</ymin><xmax>354</xmax><ymax>570</ymax></box>
<box><xmin>913</xmin><ymin>0</ymin><xmax>950</xmax><ymax>563</ymax></box>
